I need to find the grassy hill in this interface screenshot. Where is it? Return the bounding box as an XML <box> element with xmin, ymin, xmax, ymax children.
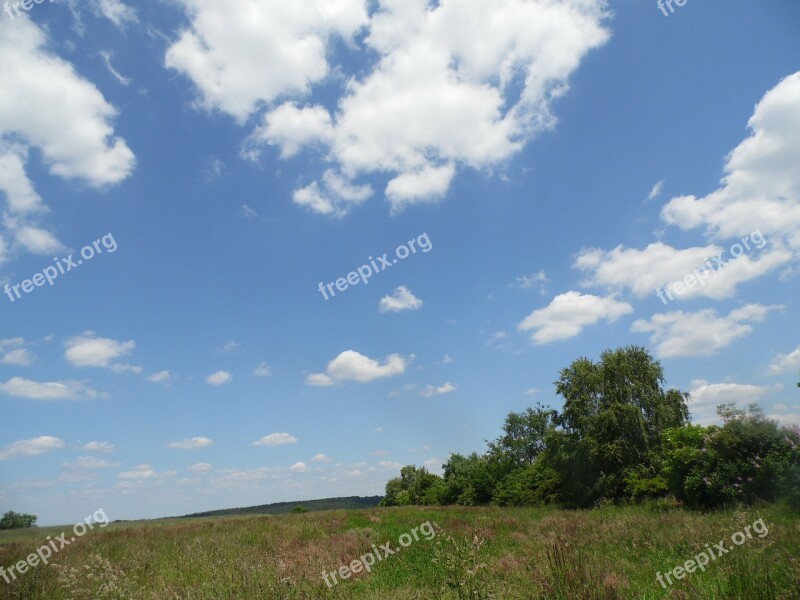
<box><xmin>177</xmin><ymin>495</ymin><xmax>383</xmax><ymax>518</ymax></box>
<box><xmin>0</xmin><ymin>503</ymin><xmax>798</xmax><ymax>599</ymax></box>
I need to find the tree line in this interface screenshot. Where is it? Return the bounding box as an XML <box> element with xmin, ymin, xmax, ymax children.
<box><xmin>380</xmin><ymin>346</ymin><xmax>800</xmax><ymax>510</ymax></box>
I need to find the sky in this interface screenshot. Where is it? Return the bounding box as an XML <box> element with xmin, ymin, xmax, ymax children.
<box><xmin>0</xmin><ymin>0</ymin><xmax>799</xmax><ymax>525</ymax></box>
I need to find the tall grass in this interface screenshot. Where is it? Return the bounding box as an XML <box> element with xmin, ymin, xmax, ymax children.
<box><xmin>0</xmin><ymin>503</ymin><xmax>797</xmax><ymax>599</ymax></box>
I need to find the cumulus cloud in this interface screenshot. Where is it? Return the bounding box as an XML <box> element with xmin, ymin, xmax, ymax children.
<box><xmin>147</xmin><ymin>371</ymin><xmax>171</xmax><ymax>384</ymax></box>
<box><xmin>188</xmin><ymin>462</ymin><xmax>213</xmax><ymax>473</ymax></box>
<box><xmin>168</xmin><ymin>437</ymin><xmax>214</xmax><ymax>450</ymax></box>
<box><xmin>420</xmin><ymin>382</ymin><xmax>456</xmax><ymax>398</ymax></box>
<box><xmin>291</xmin><ymin>169</ymin><xmax>373</xmax><ymax>218</ymax></box>
<box><xmin>91</xmin><ymin>0</ymin><xmax>138</xmax><ymax>29</ymax></box>
<box><xmin>166</xmin><ymin>0</ymin><xmax>369</xmax><ymax>122</ymax></box>
<box><xmin>631</xmin><ymin>304</ymin><xmax>782</xmax><ymax>358</ymax></box>
<box><xmin>687</xmin><ymin>380</ymin><xmax>780</xmax><ymax>425</ymax></box>
<box><xmin>0</xmin><ymin>18</ymin><xmax>135</xmax><ymax>262</ymax></box>
<box><xmin>311</xmin><ymin>453</ymin><xmax>333</xmax><ymax>463</ymax></box>
<box><xmin>253</xmin><ymin>362</ymin><xmax>272</xmax><ymax>377</ymax></box>
<box><xmin>379</xmin><ymin>286</ymin><xmax>423</xmax><ymax>313</ymax></box>
<box><xmin>290</xmin><ymin>461</ymin><xmax>310</xmax><ymax>473</ymax></box>
<box><xmin>576</xmin><ymin>241</ymin><xmax>789</xmax><ymax>301</ymax></box>
<box><xmin>174</xmin><ymin>0</ymin><xmax>609</xmax><ymax>215</ymax></box>
<box><xmin>306</xmin><ymin>350</ymin><xmax>407</xmax><ymax>385</ymax></box>
<box><xmin>0</xmin><ymin>338</ymin><xmax>35</xmax><ymax>366</ymax></box>
<box><xmin>518</xmin><ymin>292</ymin><xmax>633</xmax><ymax>344</ymax></box>
<box><xmin>661</xmin><ymin>72</ymin><xmax>800</xmax><ymax>251</ymax></box>
<box><xmin>285</xmin><ymin>0</ymin><xmax>609</xmax><ymax>214</ymax></box>
<box><xmin>768</xmin><ymin>346</ymin><xmax>800</xmax><ymax>375</ymax></box>
<box><xmin>0</xmin><ymin>436</ymin><xmax>65</xmax><ymax>460</ymax></box>
<box><xmin>253</xmin><ymin>433</ymin><xmax>298</xmax><ymax>447</ymax></box>
<box><xmin>118</xmin><ymin>464</ymin><xmax>157</xmax><ymax>479</ymax></box>
<box><xmin>62</xmin><ymin>455</ymin><xmax>121</xmax><ymax>469</ymax></box>
<box><xmin>0</xmin><ymin>377</ymin><xmax>99</xmax><ymax>400</ymax></box>
<box><xmin>206</xmin><ymin>371</ymin><xmax>232</xmax><ymax>385</ymax></box>
<box><xmin>64</xmin><ymin>332</ymin><xmax>139</xmax><ymax>372</ymax></box>
<box><xmin>81</xmin><ymin>441</ymin><xmax>115</xmax><ymax>453</ymax></box>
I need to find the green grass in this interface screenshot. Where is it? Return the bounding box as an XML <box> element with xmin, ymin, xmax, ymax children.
<box><xmin>1</xmin><ymin>504</ymin><xmax>798</xmax><ymax>599</ymax></box>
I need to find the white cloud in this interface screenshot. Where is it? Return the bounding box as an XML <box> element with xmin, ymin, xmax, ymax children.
<box><xmin>290</xmin><ymin>461</ymin><xmax>310</xmax><ymax>473</ymax></box>
<box><xmin>100</xmin><ymin>50</ymin><xmax>132</xmax><ymax>86</ymax></box>
<box><xmin>0</xmin><ymin>18</ymin><xmax>134</xmax><ymax>261</ymax></box>
<box><xmin>168</xmin><ymin>437</ymin><xmax>214</xmax><ymax>450</ymax></box>
<box><xmin>631</xmin><ymin>304</ymin><xmax>782</xmax><ymax>358</ymax></box>
<box><xmin>0</xmin><ymin>436</ymin><xmax>65</xmax><ymax>461</ymax></box>
<box><xmin>217</xmin><ymin>341</ymin><xmax>240</xmax><ymax>354</ymax></box>
<box><xmin>768</xmin><ymin>346</ymin><xmax>800</xmax><ymax>375</ymax></box>
<box><xmin>687</xmin><ymin>379</ymin><xmax>779</xmax><ymax>425</ymax></box>
<box><xmin>62</xmin><ymin>456</ymin><xmax>120</xmax><ymax>469</ymax></box>
<box><xmin>423</xmin><ymin>458</ymin><xmax>444</xmax><ymax>476</ymax></box>
<box><xmin>307</xmin><ymin>350</ymin><xmax>407</xmax><ymax>385</ymax></box>
<box><xmin>512</xmin><ymin>270</ymin><xmax>549</xmax><ymax>293</ymax></box>
<box><xmin>253</xmin><ymin>433</ymin><xmax>298</xmax><ymax>447</ymax></box>
<box><xmin>377</xmin><ymin>460</ymin><xmax>402</xmax><ymax>471</ymax></box>
<box><xmin>253</xmin><ymin>362</ymin><xmax>272</xmax><ymax>377</ymax></box>
<box><xmin>769</xmin><ymin>413</ymin><xmax>800</xmax><ymax>427</ymax></box>
<box><xmin>64</xmin><ymin>332</ymin><xmax>139</xmax><ymax>372</ymax></box>
<box><xmin>518</xmin><ymin>292</ymin><xmax>633</xmax><ymax>344</ymax></box>
<box><xmin>379</xmin><ymin>286</ymin><xmax>423</xmax><ymax>313</ymax></box>
<box><xmin>81</xmin><ymin>441</ymin><xmax>115</xmax><ymax>453</ymax></box>
<box><xmin>647</xmin><ymin>179</ymin><xmax>665</xmax><ymax>201</ymax></box>
<box><xmin>0</xmin><ymin>338</ymin><xmax>35</xmax><ymax>365</ymax></box>
<box><xmin>260</xmin><ymin>0</ymin><xmax>610</xmax><ymax>215</ymax></box>
<box><xmin>188</xmin><ymin>462</ymin><xmax>213</xmax><ymax>473</ymax></box>
<box><xmin>206</xmin><ymin>371</ymin><xmax>232</xmax><ymax>386</ymax></box>
<box><xmin>661</xmin><ymin>72</ymin><xmax>800</xmax><ymax>251</ymax></box>
<box><xmin>91</xmin><ymin>0</ymin><xmax>138</xmax><ymax>29</ymax></box>
<box><xmin>118</xmin><ymin>464</ymin><xmax>156</xmax><ymax>480</ymax></box>
<box><xmin>0</xmin><ymin>377</ymin><xmax>99</xmax><ymax>400</ymax></box>
<box><xmin>441</xmin><ymin>355</ymin><xmax>454</xmax><ymax>364</ymax></box>
<box><xmin>165</xmin><ymin>0</ymin><xmax>369</xmax><ymax>123</ymax></box>
<box><xmin>147</xmin><ymin>371</ymin><xmax>171</xmax><ymax>384</ymax></box>
<box><xmin>311</xmin><ymin>453</ymin><xmax>333</xmax><ymax>463</ymax></box>
<box><xmin>292</xmin><ymin>169</ymin><xmax>373</xmax><ymax>218</ymax></box>
<box><xmin>249</xmin><ymin>102</ymin><xmax>334</xmax><ymax>159</ymax></box>
<box><xmin>239</xmin><ymin>204</ymin><xmax>258</xmax><ymax>219</ymax></box>
<box><xmin>420</xmin><ymin>382</ymin><xmax>456</xmax><ymax>398</ymax></box>
<box><xmin>14</xmin><ymin>226</ymin><xmax>64</xmax><ymax>255</ymax></box>
<box><xmin>576</xmin><ymin>242</ymin><xmax>790</xmax><ymax>301</ymax></box>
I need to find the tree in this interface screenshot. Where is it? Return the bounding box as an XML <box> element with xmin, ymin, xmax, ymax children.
<box><xmin>487</xmin><ymin>403</ymin><xmax>558</xmax><ymax>468</ymax></box>
<box><xmin>554</xmin><ymin>346</ymin><xmax>689</xmax><ymax>505</ymax></box>
<box><xmin>0</xmin><ymin>511</ymin><xmax>37</xmax><ymax>530</ymax></box>
<box><xmin>379</xmin><ymin>466</ymin><xmax>444</xmax><ymax>506</ymax></box>
<box><xmin>290</xmin><ymin>505</ymin><xmax>309</xmax><ymax>514</ymax></box>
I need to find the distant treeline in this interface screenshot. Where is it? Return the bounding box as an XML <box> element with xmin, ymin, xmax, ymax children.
<box><xmin>380</xmin><ymin>346</ymin><xmax>800</xmax><ymax>511</ymax></box>
<box><xmin>179</xmin><ymin>496</ymin><xmax>383</xmax><ymax>518</ymax></box>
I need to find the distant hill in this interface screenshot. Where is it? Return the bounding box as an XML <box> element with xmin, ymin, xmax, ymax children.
<box><xmin>178</xmin><ymin>496</ymin><xmax>383</xmax><ymax>519</ymax></box>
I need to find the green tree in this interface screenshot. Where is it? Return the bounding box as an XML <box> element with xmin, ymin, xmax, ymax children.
<box><xmin>0</xmin><ymin>511</ymin><xmax>37</xmax><ymax>530</ymax></box>
<box><xmin>379</xmin><ymin>466</ymin><xmax>444</xmax><ymax>506</ymax></box>
<box><xmin>554</xmin><ymin>346</ymin><xmax>689</xmax><ymax>505</ymax></box>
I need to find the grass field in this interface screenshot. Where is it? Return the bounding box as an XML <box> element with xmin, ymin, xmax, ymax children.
<box><xmin>1</xmin><ymin>503</ymin><xmax>798</xmax><ymax>599</ymax></box>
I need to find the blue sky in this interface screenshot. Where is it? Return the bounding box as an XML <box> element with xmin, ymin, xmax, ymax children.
<box><xmin>1</xmin><ymin>0</ymin><xmax>799</xmax><ymax>524</ymax></box>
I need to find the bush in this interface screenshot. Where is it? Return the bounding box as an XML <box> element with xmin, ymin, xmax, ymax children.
<box><xmin>0</xmin><ymin>511</ymin><xmax>37</xmax><ymax>530</ymax></box>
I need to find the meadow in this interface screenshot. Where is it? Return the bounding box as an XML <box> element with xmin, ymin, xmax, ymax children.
<box><xmin>1</xmin><ymin>503</ymin><xmax>798</xmax><ymax>599</ymax></box>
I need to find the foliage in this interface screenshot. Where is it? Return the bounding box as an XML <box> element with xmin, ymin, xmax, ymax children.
<box><xmin>0</xmin><ymin>511</ymin><xmax>37</xmax><ymax>530</ymax></box>
<box><xmin>379</xmin><ymin>345</ymin><xmax>799</xmax><ymax>512</ymax></box>
<box><xmin>290</xmin><ymin>505</ymin><xmax>309</xmax><ymax>514</ymax></box>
